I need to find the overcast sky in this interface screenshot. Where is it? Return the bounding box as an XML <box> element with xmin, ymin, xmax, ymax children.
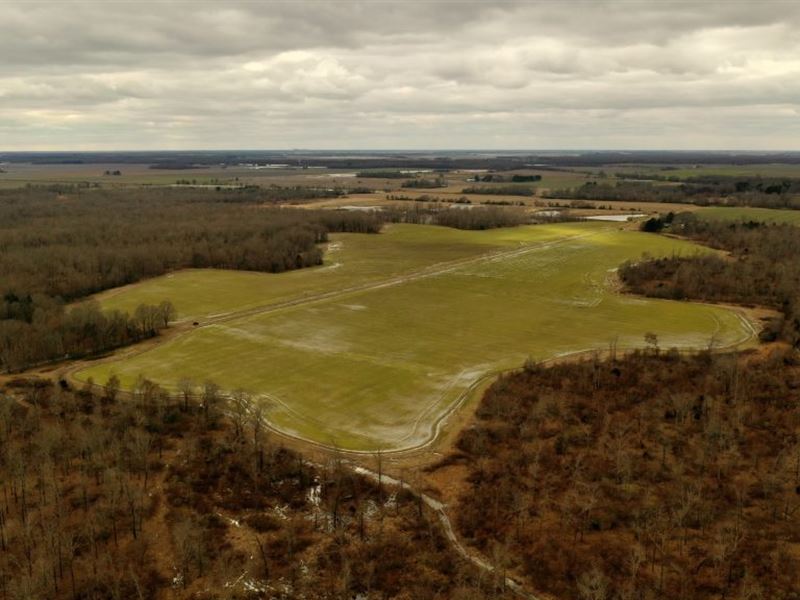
<box><xmin>2</xmin><ymin>0</ymin><xmax>799</xmax><ymax>151</ymax></box>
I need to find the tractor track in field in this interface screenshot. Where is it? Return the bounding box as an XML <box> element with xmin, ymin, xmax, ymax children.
<box><xmin>69</xmin><ymin>229</ymin><xmax>605</xmax><ymax>453</ymax></box>
<box><xmin>191</xmin><ymin>230</ymin><xmax>602</xmax><ymax>329</ymax></box>
<box><xmin>64</xmin><ymin>230</ymin><xmax>598</xmax><ymax>373</ymax></box>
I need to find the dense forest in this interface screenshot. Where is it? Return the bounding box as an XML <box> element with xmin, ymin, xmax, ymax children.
<box><xmin>0</xmin><ymin>300</ymin><xmax>175</xmax><ymax>373</ymax></box>
<box><xmin>0</xmin><ymin>187</ymin><xmax>382</xmax><ymax>300</ymax></box>
<box><xmin>440</xmin><ymin>347</ymin><xmax>800</xmax><ymax>599</ymax></box>
<box><xmin>461</xmin><ymin>186</ymin><xmax>535</xmax><ymax>197</ymax></box>
<box><xmin>0</xmin><ymin>377</ymin><xmax>511</xmax><ymax>599</ymax></box>
<box><xmin>401</xmin><ymin>177</ymin><xmax>447</xmax><ymax>189</ymax></box>
<box><xmin>618</xmin><ymin>172</ymin><xmax>800</xmax><ymax>193</ymax></box>
<box><xmin>385</xmin><ymin>205</ymin><xmax>531</xmax><ymax>230</ymax></box>
<box><xmin>469</xmin><ymin>175</ymin><xmax>541</xmax><ymax>183</ymax></box>
<box><xmin>546</xmin><ymin>179</ymin><xmax>800</xmax><ymax>209</ymax></box>
<box><xmin>0</xmin><ymin>187</ymin><xmax>383</xmax><ymax>372</ymax></box>
<box><xmin>620</xmin><ymin>214</ymin><xmax>800</xmax><ymax>346</ymax></box>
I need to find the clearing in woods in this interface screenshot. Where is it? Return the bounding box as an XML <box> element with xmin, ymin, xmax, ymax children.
<box><xmin>75</xmin><ymin>222</ymin><xmax>755</xmax><ymax>451</ymax></box>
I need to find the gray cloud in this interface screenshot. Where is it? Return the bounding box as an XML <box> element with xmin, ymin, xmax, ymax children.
<box><xmin>1</xmin><ymin>0</ymin><xmax>799</xmax><ymax>150</ymax></box>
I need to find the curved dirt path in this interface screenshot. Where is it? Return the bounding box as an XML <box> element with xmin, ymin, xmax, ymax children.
<box><xmin>350</xmin><ymin>464</ymin><xmax>544</xmax><ymax>600</ymax></box>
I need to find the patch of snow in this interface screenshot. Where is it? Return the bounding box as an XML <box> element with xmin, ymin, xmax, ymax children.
<box><xmin>584</xmin><ymin>213</ymin><xmax>645</xmax><ymax>222</ymax></box>
<box><xmin>342</xmin><ymin>304</ymin><xmax>367</xmax><ymax>311</ymax></box>
<box><xmin>272</xmin><ymin>504</ymin><xmax>290</xmax><ymax>520</ymax></box>
<box><xmin>216</xmin><ymin>512</ymin><xmax>241</xmax><ymax>527</ymax></box>
<box><xmin>364</xmin><ymin>499</ymin><xmax>380</xmax><ymax>520</ymax></box>
<box><xmin>306</xmin><ymin>483</ymin><xmax>322</xmax><ymax>508</ymax></box>
<box><xmin>171</xmin><ymin>572</ymin><xmax>184</xmax><ymax>589</ymax></box>
<box><xmin>243</xmin><ymin>579</ymin><xmax>268</xmax><ymax>593</ymax></box>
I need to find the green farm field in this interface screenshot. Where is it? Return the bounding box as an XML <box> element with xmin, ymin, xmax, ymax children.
<box><xmin>76</xmin><ymin>222</ymin><xmax>755</xmax><ymax>451</ymax></box>
<box><xmin>95</xmin><ymin>223</ymin><xmax>575</xmax><ymax>320</ymax></box>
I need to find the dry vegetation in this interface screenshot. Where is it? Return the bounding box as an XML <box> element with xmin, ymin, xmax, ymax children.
<box><xmin>0</xmin><ymin>377</ymin><xmax>512</xmax><ymax>600</ymax></box>
<box><xmin>438</xmin><ymin>347</ymin><xmax>800</xmax><ymax>600</ymax></box>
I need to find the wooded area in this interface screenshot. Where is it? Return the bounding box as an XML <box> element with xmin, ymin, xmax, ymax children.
<box><xmin>383</xmin><ymin>205</ymin><xmax>531</xmax><ymax>230</ymax></box>
<box><xmin>401</xmin><ymin>177</ymin><xmax>447</xmax><ymax>189</ymax></box>
<box><xmin>620</xmin><ymin>214</ymin><xmax>800</xmax><ymax>346</ymax></box>
<box><xmin>0</xmin><ymin>187</ymin><xmax>383</xmax><ymax>372</ymax></box>
<box><xmin>0</xmin><ymin>377</ymin><xmax>511</xmax><ymax>599</ymax></box>
<box><xmin>443</xmin><ymin>346</ymin><xmax>800</xmax><ymax>599</ymax></box>
<box><xmin>547</xmin><ymin>178</ymin><xmax>800</xmax><ymax>209</ymax></box>
<box><xmin>461</xmin><ymin>186</ymin><xmax>535</xmax><ymax>197</ymax></box>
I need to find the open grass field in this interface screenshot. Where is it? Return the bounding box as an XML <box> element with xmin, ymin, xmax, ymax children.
<box><xmin>95</xmin><ymin>223</ymin><xmax>574</xmax><ymax>320</ymax></box>
<box><xmin>696</xmin><ymin>206</ymin><xmax>800</xmax><ymax>224</ymax></box>
<box><xmin>76</xmin><ymin>222</ymin><xmax>754</xmax><ymax>452</ymax></box>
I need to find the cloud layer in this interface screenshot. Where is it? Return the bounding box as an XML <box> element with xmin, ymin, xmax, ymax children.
<box><xmin>2</xmin><ymin>1</ymin><xmax>799</xmax><ymax>150</ymax></box>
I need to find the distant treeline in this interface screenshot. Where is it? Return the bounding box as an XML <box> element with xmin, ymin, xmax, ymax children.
<box><xmin>461</xmin><ymin>185</ymin><xmax>536</xmax><ymax>197</ymax></box>
<box><xmin>387</xmin><ymin>205</ymin><xmax>530</xmax><ymax>230</ymax></box>
<box><xmin>387</xmin><ymin>193</ymin><xmax>528</xmax><ymax>207</ymax></box>
<box><xmin>618</xmin><ymin>172</ymin><xmax>800</xmax><ymax>191</ymax></box>
<box><xmin>19</xmin><ymin>183</ymin><xmax>351</xmax><ymax>203</ymax></box>
<box><xmin>355</xmin><ymin>170</ymin><xmax>409</xmax><ymax>179</ymax></box>
<box><xmin>470</xmin><ymin>174</ymin><xmax>541</xmax><ymax>183</ymax></box>
<box><xmin>206</xmin><ymin>185</ymin><xmax>353</xmax><ymax>203</ymax></box>
<box><xmin>430</xmin><ymin>207</ymin><xmax>528</xmax><ymax>230</ymax></box>
<box><xmin>401</xmin><ymin>177</ymin><xmax>447</xmax><ymax>189</ymax></box>
<box><xmin>387</xmin><ymin>193</ymin><xmax>472</xmax><ymax>204</ymax></box>
<box><xmin>620</xmin><ymin>213</ymin><xmax>800</xmax><ymax>346</ymax></box>
<box><xmin>546</xmin><ymin>178</ymin><xmax>800</xmax><ymax>209</ymax></box>
<box><xmin>0</xmin><ymin>186</ymin><xmax>383</xmax><ymax>371</ymax></box>
<box><xmin>9</xmin><ymin>150</ymin><xmax>800</xmax><ymax>169</ymax></box>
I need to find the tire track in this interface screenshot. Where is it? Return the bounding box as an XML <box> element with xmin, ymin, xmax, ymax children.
<box><xmin>194</xmin><ymin>231</ymin><xmax>602</xmax><ymax>328</ymax></box>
